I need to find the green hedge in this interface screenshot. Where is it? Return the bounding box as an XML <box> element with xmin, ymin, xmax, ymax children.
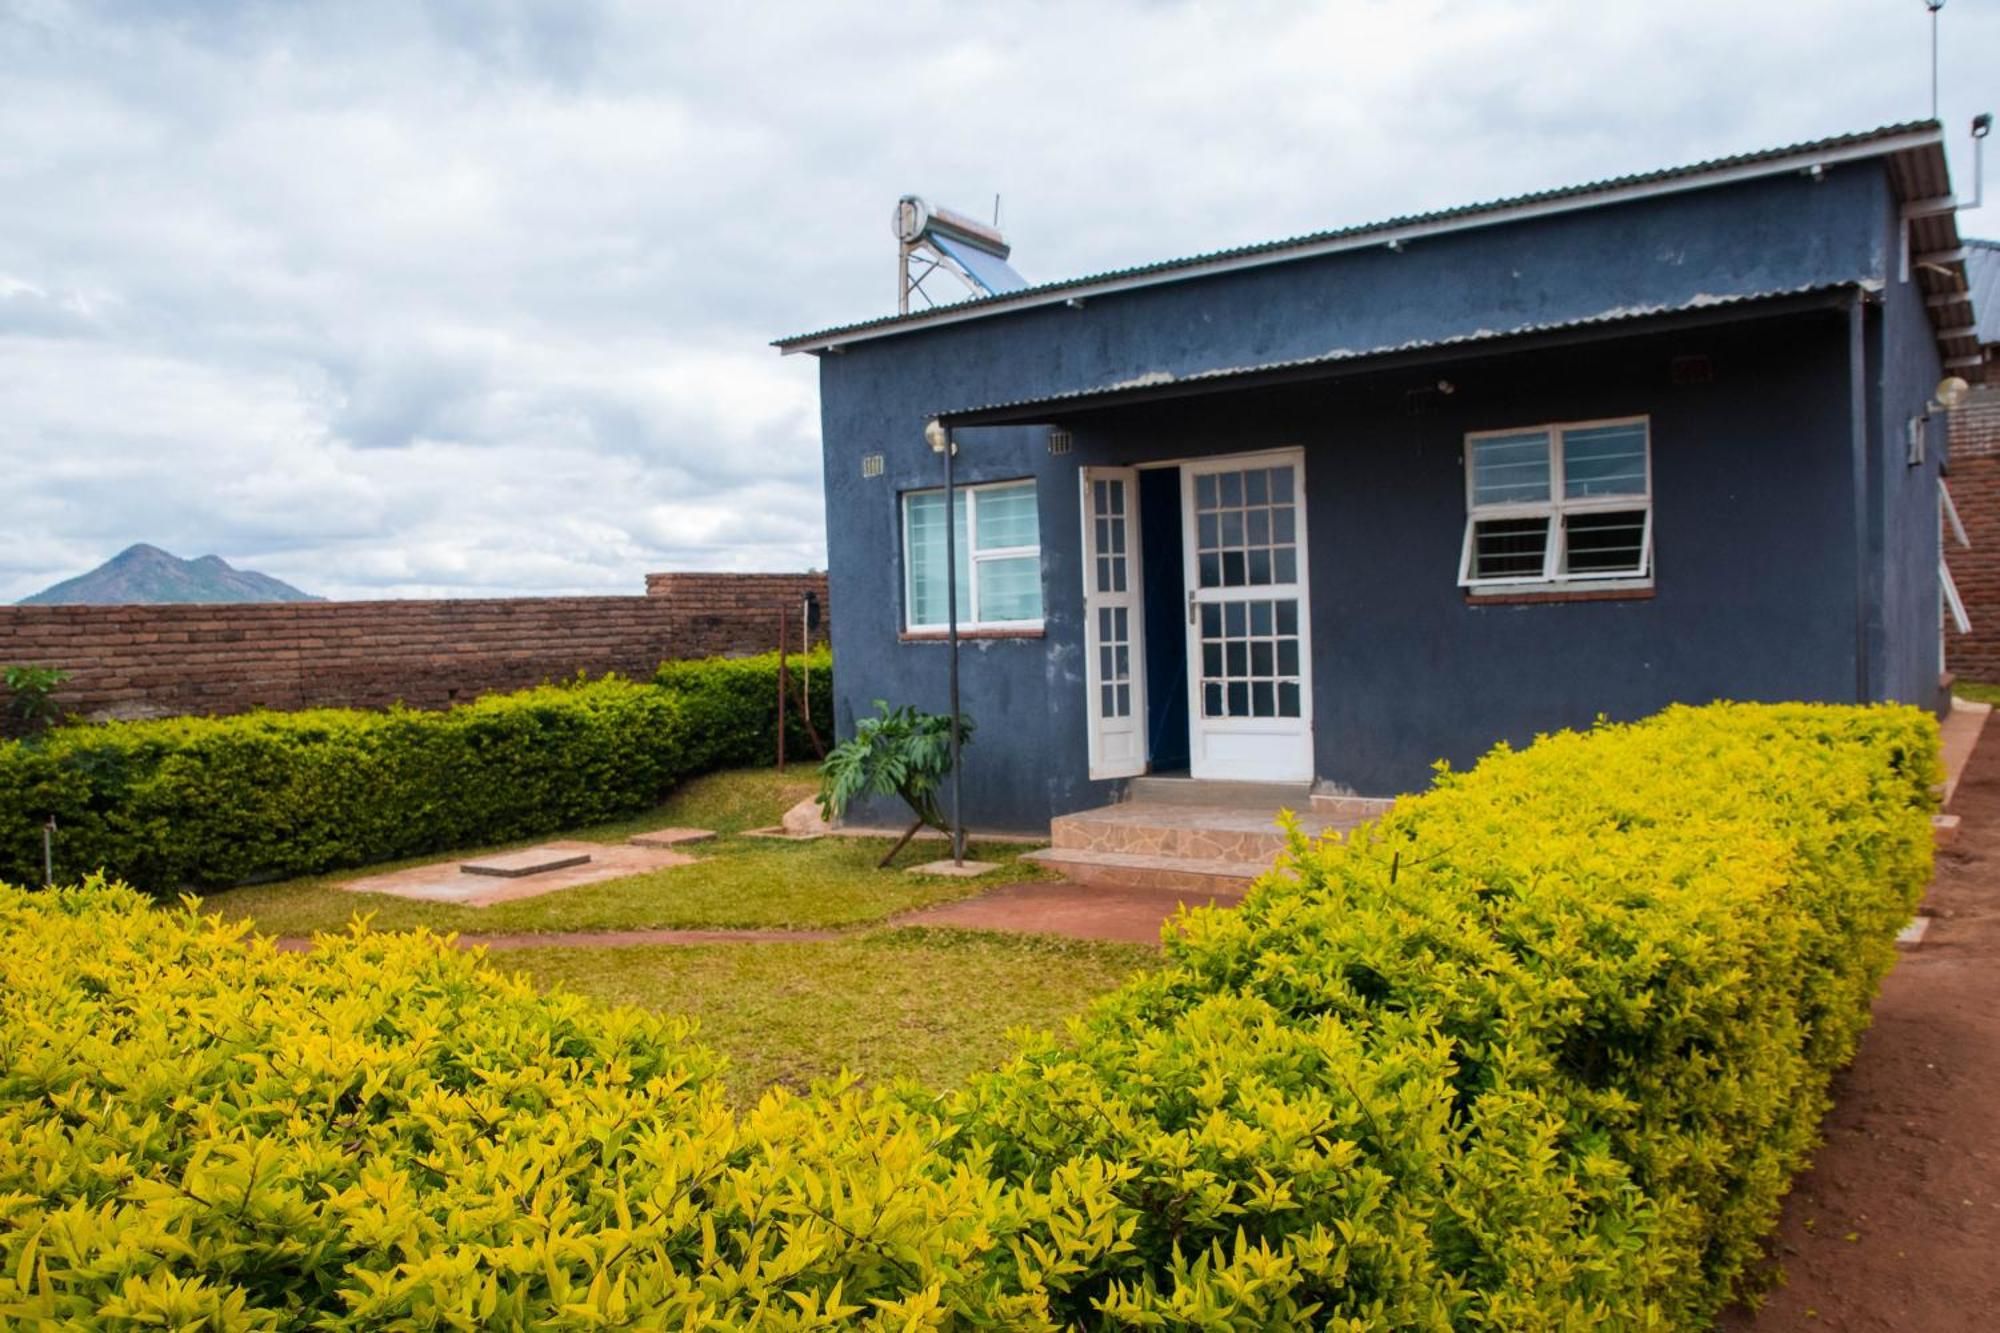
<box><xmin>0</xmin><ymin>702</ymin><xmax>1936</xmax><ymax>1327</ymax></box>
<box><xmin>0</xmin><ymin>649</ymin><xmax>831</xmax><ymax>891</ymax></box>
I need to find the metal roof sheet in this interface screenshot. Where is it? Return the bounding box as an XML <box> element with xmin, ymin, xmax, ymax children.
<box><xmin>777</xmin><ymin>122</ymin><xmax>1943</xmax><ymax>353</ymax></box>
<box><xmin>935</xmin><ymin>283</ymin><xmax>1868</xmax><ymax>426</ymax></box>
<box><xmin>1965</xmin><ymin>239</ymin><xmax>2000</xmax><ymax>348</ymax></box>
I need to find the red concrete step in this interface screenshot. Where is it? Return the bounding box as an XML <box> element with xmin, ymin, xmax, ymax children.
<box><xmin>1051</xmin><ymin>801</ymin><xmax>1366</xmax><ymax>860</ymax></box>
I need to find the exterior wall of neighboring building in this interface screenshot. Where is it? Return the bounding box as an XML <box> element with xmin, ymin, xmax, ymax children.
<box><xmin>0</xmin><ymin>572</ymin><xmax>827</xmax><ymax>730</ymax></box>
<box><xmin>812</xmin><ymin>160</ymin><xmax>1941</xmax><ymax>831</ymax></box>
<box><xmin>1946</xmin><ymin>384</ymin><xmax>2000</xmax><ymax>681</ymax></box>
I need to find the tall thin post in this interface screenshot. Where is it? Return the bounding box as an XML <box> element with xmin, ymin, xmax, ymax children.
<box><xmin>1929</xmin><ymin>0</ymin><xmax>1944</xmax><ymax>121</ymax></box>
<box><xmin>42</xmin><ymin>816</ymin><xmax>55</xmax><ymax>888</ymax></box>
<box><xmin>776</xmin><ymin>605</ymin><xmax>789</xmax><ymax>771</ymax></box>
<box><xmin>943</xmin><ymin>425</ymin><xmax>965</xmax><ymax>865</ymax></box>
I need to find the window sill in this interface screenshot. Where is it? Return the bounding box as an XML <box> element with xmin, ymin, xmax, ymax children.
<box><xmin>900</xmin><ymin>626</ymin><xmax>1046</xmax><ymax>642</ymax></box>
<box><xmin>1464</xmin><ymin>585</ymin><xmax>1654</xmax><ymax>606</ymax></box>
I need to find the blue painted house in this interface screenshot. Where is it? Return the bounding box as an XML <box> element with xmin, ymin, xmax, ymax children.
<box><xmin>778</xmin><ymin>123</ymin><xmax>1982</xmax><ymax>835</ymax></box>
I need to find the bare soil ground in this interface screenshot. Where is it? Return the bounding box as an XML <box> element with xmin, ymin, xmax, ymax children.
<box><xmin>1720</xmin><ymin>728</ymin><xmax>2000</xmax><ymax>1331</ymax></box>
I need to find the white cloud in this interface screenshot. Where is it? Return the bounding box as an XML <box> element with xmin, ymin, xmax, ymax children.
<box><xmin>1</xmin><ymin>0</ymin><xmax>1995</xmax><ymax>599</ymax></box>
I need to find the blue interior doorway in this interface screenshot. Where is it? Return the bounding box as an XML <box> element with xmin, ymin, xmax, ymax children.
<box><xmin>1138</xmin><ymin>466</ymin><xmax>1190</xmax><ymax>773</ymax></box>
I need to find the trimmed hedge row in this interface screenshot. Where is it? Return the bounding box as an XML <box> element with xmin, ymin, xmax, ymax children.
<box><xmin>0</xmin><ymin>702</ymin><xmax>1936</xmax><ymax>1327</ymax></box>
<box><xmin>0</xmin><ymin>649</ymin><xmax>831</xmax><ymax>891</ymax></box>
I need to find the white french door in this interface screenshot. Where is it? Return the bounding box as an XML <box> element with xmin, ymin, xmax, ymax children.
<box><xmin>1180</xmin><ymin>450</ymin><xmax>1313</xmax><ymax>781</ymax></box>
<box><xmin>1081</xmin><ymin>468</ymin><xmax>1148</xmax><ymax>779</ymax></box>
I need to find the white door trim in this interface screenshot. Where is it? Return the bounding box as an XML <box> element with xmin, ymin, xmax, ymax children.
<box><xmin>1080</xmin><ymin>467</ymin><xmax>1149</xmax><ymax>779</ymax></box>
<box><xmin>1179</xmin><ymin>447</ymin><xmax>1314</xmax><ymax>782</ymax></box>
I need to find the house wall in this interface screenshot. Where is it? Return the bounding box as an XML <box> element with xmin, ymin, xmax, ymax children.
<box><xmin>1946</xmin><ymin>383</ymin><xmax>2000</xmax><ymax>681</ymax></box>
<box><xmin>0</xmin><ymin>572</ymin><xmax>827</xmax><ymax>731</ymax></box>
<box><xmin>813</xmin><ymin>163</ymin><xmax>1919</xmax><ymax>830</ymax></box>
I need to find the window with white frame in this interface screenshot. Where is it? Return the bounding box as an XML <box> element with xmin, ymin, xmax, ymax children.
<box><xmin>903</xmin><ymin>479</ymin><xmax>1043</xmax><ymax>630</ymax></box>
<box><xmin>1459</xmin><ymin>417</ymin><xmax>1653</xmax><ymax>590</ymax></box>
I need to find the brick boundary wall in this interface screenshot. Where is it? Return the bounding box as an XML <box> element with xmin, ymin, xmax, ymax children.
<box><xmin>1948</xmin><ymin>385</ymin><xmax>2000</xmax><ymax>682</ymax></box>
<box><xmin>0</xmin><ymin>572</ymin><xmax>827</xmax><ymax>729</ymax></box>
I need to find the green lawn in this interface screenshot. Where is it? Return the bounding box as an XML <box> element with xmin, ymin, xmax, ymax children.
<box><xmin>507</xmin><ymin>928</ymin><xmax>1154</xmax><ymax>1101</ymax></box>
<box><xmin>196</xmin><ymin>768</ymin><xmax>1054</xmax><ymax>937</ymax></box>
<box><xmin>1954</xmin><ymin>679</ymin><xmax>2000</xmax><ymax>707</ymax></box>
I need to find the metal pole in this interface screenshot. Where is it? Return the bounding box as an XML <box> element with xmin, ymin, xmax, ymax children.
<box><xmin>42</xmin><ymin>816</ymin><xmax>55</xmax><ymax>888</ymax></box>
<box><xmin>943</xmin><ymin>425</ymin><xmax>965</xmax><ymax>865</ymax></box>
<box><xmin>1929</xmin><ymin>1</ymin><xmax>1944</xmax><ymax>121</ymax></box>
<box><xmin>776</xmin><ymin>605</ymin><xmax>789</xmax><ymax>771</ymax></box>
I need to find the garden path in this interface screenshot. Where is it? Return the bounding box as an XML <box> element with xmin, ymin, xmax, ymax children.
<box><xmin>1721</xmin><ymin>704</ymin><xmax>2000</xmax><ymax>1331</ymax></box>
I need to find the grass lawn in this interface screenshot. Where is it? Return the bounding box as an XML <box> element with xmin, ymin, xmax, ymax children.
<box><xmin>198</xmin><ymin>768</ymin><xmax>1055</xmax><ymax>937</ymax></box>
<box><xmin>1954</xmin><ymin>679</ymin><xmax>2000</xmax><ymax>707</ymax></box>
<box><xmin>508</xmin><ymin>928</ymin><xmax>1154</xmax><ymax>1101</ymax></box>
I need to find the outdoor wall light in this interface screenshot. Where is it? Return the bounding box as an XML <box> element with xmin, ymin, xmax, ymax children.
<box><xmin>1935</xmin><ymin>375</ymin><xmax>1972</xmax><ymax>411</ymax></box>
<box><xmin>1908</xmin><ymin>376</ymin><xmax>1974</xmax><ymax>466</ymax></box>
<box><xmin>923</xmin><ymin>418</ymin><xmax>949</xmax><ymax>453</ymax></box>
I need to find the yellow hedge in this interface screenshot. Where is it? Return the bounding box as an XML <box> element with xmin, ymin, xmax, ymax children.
<box><xmin>0</xmin><ymin>702</ymin><xmax>1938</xmax><ymax>1328</ymax></box>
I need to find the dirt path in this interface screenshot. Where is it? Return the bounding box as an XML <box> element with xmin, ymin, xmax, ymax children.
<box><xmin>1720</xmin><ymin>722</ymin><xmax>2000</xmax><ymax>1331</ymax></box>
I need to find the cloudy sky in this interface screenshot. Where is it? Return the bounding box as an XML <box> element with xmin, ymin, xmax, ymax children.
<box><xmin>2</xmin><ymin>1</ymin><xmax>1996</xmax><ymax>601</ymax></box>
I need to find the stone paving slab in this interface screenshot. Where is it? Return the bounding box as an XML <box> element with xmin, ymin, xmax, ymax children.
<box><xmin>628</xmin><ymin>828</ymin><xmax>716</xmax><ymax>849</ymax></box>
<box><xmin>461</xmin><ymin>847</ymin><xmax>593</xmax><ymax>878</ymax></box>
<box><xmin>341</xmin><ymin>840</ymin><xmax>698</xmax><ymax>908</ymax></box>
<box><xmin>907</xmin><ymin>858</ymin><xmax>999</xmax><ymax>878</ymax></box>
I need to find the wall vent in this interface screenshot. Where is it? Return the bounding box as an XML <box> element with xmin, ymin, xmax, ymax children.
<box><xmin>1047</xmin><ymin>428</ymin><xmax>1073</xmax><ymax>456</ymax></box>
<box><xmin>861</xmin><ymin>452</ymin><xmax>885</xmax><ymax>478</ymax></box>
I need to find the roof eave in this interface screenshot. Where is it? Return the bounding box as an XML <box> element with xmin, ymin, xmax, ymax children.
<box><xmin>775</xmin><ymin>125</ymin><xmax>1944</xmax><ymax>356</ymax></box>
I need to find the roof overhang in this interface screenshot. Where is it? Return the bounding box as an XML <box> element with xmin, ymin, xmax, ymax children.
<box><xmin>933</xmin><ymin>284</ymin><xmax>1868</xmax><ymax>429</ymax></box>
<box><xmin>778</xmin><ymin>124</ymin><xmax>1947</xmax><ymax>357</ymax></box>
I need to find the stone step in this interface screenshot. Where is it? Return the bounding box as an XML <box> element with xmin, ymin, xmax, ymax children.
<box><xmin>1309</xmin><ymin>793</ymin><xmax>1397</xmax><ymax>820</ymax></box>
<box><xmin>460</xmin><ymin>847</ymin><xmax>593</xmax><ymax>879</ymax></box>
<box><xmin>1124</xmin><ymin>776</ymin><xmax>1314</xmax><ymax>808</ymax></box>
<box><xmin>1022</xmin><ymin>846</ymin><xmax>1271</xmax><ymax>896</ymax></box>
<box><xmin>1052</xmin><ymin>800</ymin><xmax>1362</xmax><ymax>861</ymax></box>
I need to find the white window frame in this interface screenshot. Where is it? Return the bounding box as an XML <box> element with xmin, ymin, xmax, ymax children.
<box><xmin>901</xmin><ymin>478</ymin><xmax>1044</xmax><ymax>631</ymax></box>
<box><xmin>1458</xmin><ymin>415</ymin><xmax>1655</xmax><ymax>593</ymax></box>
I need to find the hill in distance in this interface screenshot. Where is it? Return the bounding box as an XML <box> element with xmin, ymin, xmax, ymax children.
<box><xmin>17</xmin><ymin>544</ymin><xmax>323</xmax><ymax>606</ymax></box>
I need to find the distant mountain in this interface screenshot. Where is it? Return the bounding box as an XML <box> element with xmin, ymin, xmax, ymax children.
<box><xmin>17</xmin><ymin>544</ymin><xmax>322</xmax><ymax>606</ymax></box>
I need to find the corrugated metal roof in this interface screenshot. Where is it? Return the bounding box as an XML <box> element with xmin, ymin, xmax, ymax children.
<box><xmin>935</xmin><ymin>283</ymin><xmax>1866</xmax><ymax>426</ymax></box>
<box><xmin>1965</xmin><ymin>239</ymin><xmax>2000</xmax><ymax>347</ymax></box>
<box><xmin>777</xmin><ymin>122</ymin><xmax>1942</xmax><ymax>353</ymax></box>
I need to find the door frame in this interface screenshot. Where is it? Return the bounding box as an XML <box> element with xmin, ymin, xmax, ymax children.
<box><xmin>1174</xmin><ymin>446</ymin><xmax>1314</xmax><ymax>782</ymax></box>
<box><xmin>1080</xmin><ymin>467</ymin><xmax>1150</xmax><ymax>779</ymax></box>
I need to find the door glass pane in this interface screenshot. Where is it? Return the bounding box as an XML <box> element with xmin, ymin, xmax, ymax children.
<box><xmin>1562</xmin><ymin>423</ymin><xmax>1647</xmax><ymax>498</ymax></box>
<box><xmin>1193</xmin><ymin>464</ymin><xmax>1300</xmax><ymax>590</ymax></box>
<box><xmin>1197</xmin><ymin>597</ymin><xmax>1303</xmax><ymax>719</ymax></box>
<box><xmin>975</xmin><ymin>482</ymin><xmax>1040</xmax><ymax>549</ymax></box>
<box><xmin>1092</xmin><ymin>477</ymin><xmax>1128</xmax><ymax>594</ymax></box>
<box><xmin>1470</xmin><ymin>431</ymin><xmax>1551</xmax><ymax>506</ymax></box>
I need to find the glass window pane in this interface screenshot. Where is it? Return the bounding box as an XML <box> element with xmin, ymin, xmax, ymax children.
<box><xmin>1227</xmin><ymin>682</ymin><xmax>1249</xmax><ymax>715</ymax></box>
<box><xmin>1276</xmin><ymin>601</ymin><xmax>1297</xmax><ymax>635</ymax></box>
<box><xmin>1248</xmin><ymin>549</ymin><xmax>1271</xmax><ymax>584</ymax></box>
<box><xmin>1248</xmin><ymin>509</ymin><xmax>1270</xmax><ymax>545</ymax></box>
<box><xmin>1204</xmin><ymin>683</ymin><xmax>1223</xmax><ymax>716</ymax></box>
<box><xmin>1273</xmin><ymin>548</ymin><xmax>1297</xmax><ymax>583</ymax></box>
<box><xmin>1225</xmin><ymin>602</ymin><xmax>1246</xmax><ymax>636</ymax></box>
<box><xmin>1562</xmin><ymin>509</ymin><xmax>1647</xmax><ymax>575</ymax></box>
<box><xmin>1250</xmin><ymin>601</ymin><xmax>1272</xmax><ymax>635</ymax></box>
<box><xmin>975</xmin><ymin>554</ymin><xmax>1042</xmax><ymax>621</ymax></box>
<box><xmin>1273</xmin><ymin>508</ymin><xmax>1296</xmax><ymax>543</ymax></box>
<box><xmin>1199</xmin><ymin>553</ymin><xmax>1221</xmax><ymax>587</ymax></box>
<box><xmin>1219</xmin><ymin>472</ymin><xmax>1243</xmax><ymax>506</ymax></box>
<box><xmin>1226</xmin><ymin>641</ymin><xmax>1248</xmax><ymax>675</ymax></box>
<box><xmin>1563</xmin><ymin>423</ymin><xmax>1648</xmax><ymax>498</ymax></box>
<box><xmin>1471</xmin><ymin>516</ymin><xmax>1550</xmax><ymax>580</ymax></box>
<box><xmin>905</xmin><ymin>490</ymin><xmax>970</xmax><ymax>627</ymax></box>
<box><xmin>1278</xmin><ymin>682</ymin><xmax>1301</xmax><ymax>717</ymax></box>
<box><xmin>1471</xmin><ymin>431</ymin><xmax>1552</xmax><ymax>506</ymax></box>
<box><xmin>1196</xmin><ymin>474</ymin><xmax>1217</xmax><ymax>508</ymax></box>
<box><xmin>1277</xmin><ymin>639</ymin><xmax>1299</xmax><ymax>676</ymax></box>
<box><xmin>1222</xmin><ymin>551</ymin><xmax>1246</xmax><ymax>586</ymax></box>
<box><xmin>1270</xmin><ymin>468</ymin><xmax>1294</xmax><ymax>503</ymax></box>
<box><xmin>1252</xmin><ymin>682</ymin><xmax>1275</xmax><ymax>716</ymax></box>
<box><xmin>974</xmin><ymin>482</ymin><xmax>1040</xmax><ymax>550</ymax></box>
<box><xmin>1201</xmin><ymin>603</ymin><xmax>1222</xmax><ymax>636</ymax></box>
<box><xmin>1245</xmin><ymin>470</ymin><xmax>1268</xmax><ymax>504</ymax></box>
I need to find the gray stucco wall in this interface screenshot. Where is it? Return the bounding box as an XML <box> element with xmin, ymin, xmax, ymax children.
<box><xmin>810</xmin><ymin>162</ymin><xmax>1937</xmax><ymax>831</ymax></box>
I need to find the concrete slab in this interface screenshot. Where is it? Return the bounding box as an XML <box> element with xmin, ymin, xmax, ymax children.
<box><xmin>628</xmin><ymin>828</ymin><xmax>716</xmax><ymax>849</ymax></box>
<box><xmin>907</xmin><ymin>858</ymin><xmax>1000</xmax><ymax>878</ymax></box>
<box><xmin>893</xmin><ymin>880</ymin><xmax>1242</xmax><ymax>944</ymax></box>
<box><xmin>1941</xmin><ymin>699</ymin><xmax>1990</xmax><ymax>808</ymax></box>
<box><xmin>342</xmin><ymin>840</ymin><xmax>697</xmax><ymax>907</ymax></box>
<box><xmin>461</xmin><ymin>847</ymin><xmax>592</xmax><ymax>879</ymax></box>
<box><xmin>1896</xmin><ymin>915</ymin><xmax>1932</xmax><ymax>947</ymax></box>
<box><xmin>744</xmin><ymin>826</ymin><xmax>822</xmax><ymax>842</ymax></box>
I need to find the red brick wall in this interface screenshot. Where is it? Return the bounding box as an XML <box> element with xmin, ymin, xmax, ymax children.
<box><xmin>1947</xmin><ymin>386</ymin><xmax>2000</xmax><ymax>681</ymax></box>
<box><xmin>0</xmin><ymin>572</ymin><xmax>828</xmax><ymax>729</ymax></box>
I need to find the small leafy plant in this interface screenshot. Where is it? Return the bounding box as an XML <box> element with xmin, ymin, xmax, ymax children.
<box><xmin>818</xmin><ymin>700</ymin><xmax>972</xmax><ymax>866</ymax></box>
<box><xmin>3</xmin><ymin>664</ymin><xmax>69</xmax><ymax>739</ymax></box>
